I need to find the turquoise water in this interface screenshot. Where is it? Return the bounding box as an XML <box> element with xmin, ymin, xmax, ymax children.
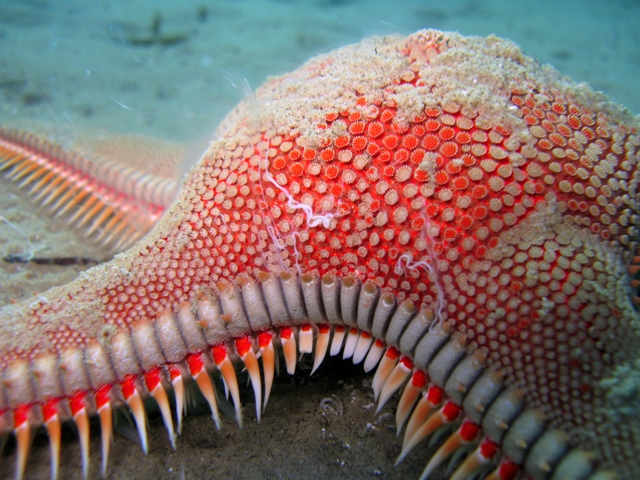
<box><xmin>1</xmin><ymin>0</ymin><xmax>638</xmax><ymax>142</ymax></box>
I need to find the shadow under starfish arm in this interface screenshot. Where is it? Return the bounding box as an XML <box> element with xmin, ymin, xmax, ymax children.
<box><xmin>1</xmin><ymin>29</ymin><xmax>640</xmax><ymax>480</ymax></box>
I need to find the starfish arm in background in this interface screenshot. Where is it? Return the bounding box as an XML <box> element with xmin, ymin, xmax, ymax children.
<box><xmin>0</xmin><ymin>124</ymin><xmax>184</xmax><ymax>253</ymax></box>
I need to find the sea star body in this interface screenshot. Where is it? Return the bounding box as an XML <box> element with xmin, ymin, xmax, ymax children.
<box><xmin>1</xmin><ymin>29</ymin><xmax>639</xmax><ymax>479</ymax></box>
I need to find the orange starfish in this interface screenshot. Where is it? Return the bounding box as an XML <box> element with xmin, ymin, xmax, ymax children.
<box><xmin>0</xmin><ymin>124</ymin><xmax>184</xmax><ymax>253</ymax></box>
<box><xmin>1</xmin><ymin>29</ymin><xmax>639</xmax><ymax>479</ymax></box>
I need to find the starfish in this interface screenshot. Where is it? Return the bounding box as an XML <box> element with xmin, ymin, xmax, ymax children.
<box><xmin>0</xmin><ymin>123</ymin><xmax>184</xmax><ymax>253</ymax></box>
<box><xmin>1</xmin><ymin>29</ymin><xmax>639</xmax><ymax>480</ymax></box>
